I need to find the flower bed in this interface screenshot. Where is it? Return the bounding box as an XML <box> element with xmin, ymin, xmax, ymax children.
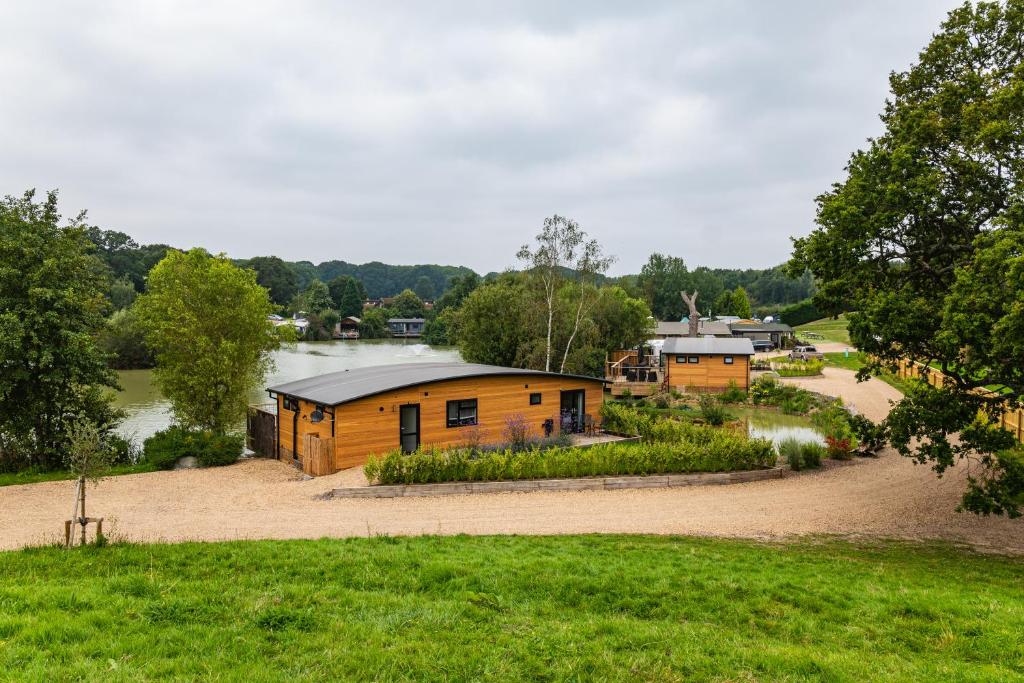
<box><xmin>364</xmin><ymin>404</ymin><xmax>776</xmax><ymax>486</ymax></box>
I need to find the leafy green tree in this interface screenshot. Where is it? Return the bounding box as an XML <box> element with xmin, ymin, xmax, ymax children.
<box><xmin>590</xmin><ymin>286</ymin><xmax>655</xmax><ymax>352</ymax></box>
<box><xmin>99</xmin><ymin>307</ymin><xmax>155</xmax><ymax>369</ymax></box>
<box><xmin>246</xmin><ymin>256</ymin><xmax>297</xmax><ymax>306</ymax></box>
<box><xmin>435</xmin><ymin>272</ymin><xmax>480</xmax><ymax>312</ymax></box>
<box><xmin>789</xmin><ymin>1</ymin><xmax>1024</xmax><ymax>516</ymax></box>
<box><xmin>135</xmin><ymin>249</ymin><xmax>278</xmax><ymax>434</ymax></box>
<box><xmin>109</xmin><ymin>275</ymin><xmax>138</xmax><ymax>311</ymax></box>
<box><xmin>391</xmin><ymin>289</ymin><xmax>427</xmax><ymax>318</ymax></box>
<box><xmin>413</xmin><ymin>275</ymin><xmax>435</xmax><ymax>301</ymax></box>
<box><xmin>301</xmin><ymin>279</ymin><xmax>334</xmax><ymax>314</ymax></box>
<box><xmin>713</xmin><ymin>290</ymin><xmax>735</xmax><ymax>317</ymax></box>
<box><xmin>357</xmin><ymin>308</ymin><xmax>389</xmax><ymax>339</ymax></box>
<box><xmin>86</xmin><ymin>227</ymin><xmax>172</xmax><ymax>292</ymax></box>
<box><xmin>422</xmin><ymin>307</ymin><xmax>458</xmax><ymax>345</ymax></box>
<box><xmin>337</xmin><ymin>278</ymin><xmax>364</xmax><ymax>317</ymax></box>
<box><xmin>732</xmin><ymin>287</ymin><xmax>752</xmax><ymax>319</ymax></box>
<box><xmin>328</xmin><ymin>275</ymin><xmax>355</xmax><ymax>310</ymax></box>
<box><xmin>637</xmin><ymin>253</ymin><xmax>691</xmax><ymax>321</ymax></box>
<box><xmin>454</xmin><ymin>277</ymin><xmax>529</xmax><ymax>367</ymax></box>
<box><xmin>0</xmin><ymin>190</ymin><xmax>121</xmax><ymax>470</ymax></box>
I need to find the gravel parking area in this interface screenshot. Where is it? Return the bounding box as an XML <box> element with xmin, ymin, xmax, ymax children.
<box><xmin>2</xmin><ymin>367</ymin><xmax>1020</xmax><ymax>553</ymax></box>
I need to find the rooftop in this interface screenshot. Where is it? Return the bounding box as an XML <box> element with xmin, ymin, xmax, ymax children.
<box><xmin>267</xmin><ymin>362</ymin><xmax>605</xmax><ymax>406</ymax></box>
<box><xmin>729</xmin><ymin>322</ymin><xmax>794</xmax><ymax>332</ymax></box>
<box><xmin>662</xmin><ymin>337</ymin><xmax>756</xmax><ymax>356</ymax></box>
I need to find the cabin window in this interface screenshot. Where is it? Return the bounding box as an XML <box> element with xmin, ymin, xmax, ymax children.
<box><xmin>724</xmin><ymin>356</ymin><xmax>734</xmax><ymax>365</ymax></box>
<box><xmin>282</xmin><ymin>397</ymin><xmax>299</xmax><ymax>412</ymax></box>
<box><xmin>675</xmin><ymin>355</ymin><xmax>686</xmax><ymax>364</ymax></box>
<box><xmin>530</xmin><ymin>392</ymin><xmax>542</xmax><ymax>405</ymax></box>
<box><xmin>446</xmin><ymin>399</ymin><xmax>478</xmax><ymax>427</ymax></box>
<box><xmin>688</xmin><ymin>356</ymin><xmax>700</xmax><ymax>364</ymax></box>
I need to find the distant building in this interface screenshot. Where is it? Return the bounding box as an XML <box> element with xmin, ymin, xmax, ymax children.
<box><xmin>334</xmin><ymin>316</ymin><xmax>361</xmax><ymax>339</ymax></box>
<box><xmin>662</xmin><ymin>337</ymin><xmax>756</xmax><ymax>391</ymax></box>
<box><xmin>387</xmin><ymin>318</ymin><xmax>425</xmax><ymax>337</ymax></box>
<box><xmin>729</xmin><ymin>322</ymin><xmax>795</xmax><ymax>349</ymax></box>
<box><xmin>653</xmin><ymin>320</ymin><xmax>733</xmax><ymax>338</ymax></box>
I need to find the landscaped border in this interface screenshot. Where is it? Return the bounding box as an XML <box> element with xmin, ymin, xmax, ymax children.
<box><xmin>331</xmin><ymin>467</ymin><xmax>789</xmax><ymax>498</ymax></box>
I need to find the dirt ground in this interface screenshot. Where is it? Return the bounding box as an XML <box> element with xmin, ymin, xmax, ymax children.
<box><xmin>2</xmin><ymin>367</ymin><xmax>1021</xmax><ymax>553</ymax></box>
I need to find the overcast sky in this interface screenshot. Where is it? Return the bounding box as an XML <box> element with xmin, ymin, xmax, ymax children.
<box><xmin>0</xmin><ymin>1</ymin><xmax>954</xmax><ymax>275</ymax></box>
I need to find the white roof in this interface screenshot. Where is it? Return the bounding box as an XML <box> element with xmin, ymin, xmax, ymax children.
<box><xmin>662</xmin><ymin>337</ymin><xmax>755</xmax><ymax>356</ymax></box>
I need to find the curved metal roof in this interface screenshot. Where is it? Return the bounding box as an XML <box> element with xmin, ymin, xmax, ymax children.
<box><xmin>267</xmin><ymin>362</ymin><xmax>605</xmax><ymax>406</ymax></box>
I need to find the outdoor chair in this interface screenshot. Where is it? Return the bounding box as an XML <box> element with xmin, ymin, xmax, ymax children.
<box><xmin>583</xmin><ymin>414</ymin><xmax>597</xmax><ymax>436</ymax></box>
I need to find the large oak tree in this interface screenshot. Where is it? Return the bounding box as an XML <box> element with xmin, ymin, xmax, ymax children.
<box><xmin>790</xmin><ymin>1</ymin><xmax>1024</xmax><ymax>515</ymax></box>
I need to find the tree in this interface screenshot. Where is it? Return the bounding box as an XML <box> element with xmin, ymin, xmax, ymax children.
<box><xmin>637</xmin><ymin>253</ymin><xmax>692</xmax><ymax>321</ymax></box>
<box><xmin>732</xmin><ymin>287</ymin><xmax>752</xmax><ymax>319</ymax></box>
<box><xmin>247</xmin><ymin>256</ymin><xmax>297</xmax><ymax>306</ymax></box>
<box><xmin>135</xmin><ymin>249</ymin><xmax>278</xmax><ymax>434</ymax></box>
<box><xmin>302</xmin><ymin>279</ymin><xmax>334</xmax><ymax>314</ymax></box>
<box><xmin>413</xmin><ymin>275</ymin><xmax>435</xmax><ymax>301</ymax></box>
<box><xmin>435</xmin><ymin>272</ymin><xmax>480</xmax><ymax>312</ymax></box>
<box><xmin>357</xmin><ymin>308</ymin><xmax>389</xmax><ymax>339</ymax></box>
<box><xmin>712</xmin><ymin>290</ymin><xmax>734</xmax><ymax>317</ymax></box>
<box><xmin>391</xmin><ymin>289</ymin><xmax>427</xmax><ymax>318</ymax></box>
<box><xmin>328</xmin><ymin>275</ymin><xmax>355</xmax><ymax>311</ymax></box>
<box><xmin>557</xmin><ymin>235</ymin><xmax>614</xmax><ymax>373</ymax></box>
<box><xmin>109</xmin><ymin>275</ymin><xmax>138</xmax><ymax>311</ymax></box>
<box><xmin>85</xmin><ymin>227</ymin><xmax>172</xmax><ymax>292</ymax></box>
<box><xmin>0</xmin><ymin>190</ymin><xmax>121</xmax><ymax>471</ymax></box>
<box><xmin>338</xmin><ymin>278</ymin><xmax>364</xmax><ymax>318</ymax></box>
<box><xmin>455</xmin><ymin>277</ymin><xmax>529</xmax><ymax>367</ymax></box>
<box><xmin>680</xmin><ymin>291</ymin><xmax>699</xmax><ymax>337</ymax></box>
<box><xmin>789</xmin><ymin>2</ymin><xmax>1024</xmax><ymax>516</ymax></box>
<box><xmin>590</xmin><ymin>286</ymin><xmax>655</xmax><ymax>352</ymax></box>
<box><xmin>99</xmin><ymin>307</ymin><xmax>155</xmax><ymax>369</ymax></box>
<box><xmin>64</xmin><ymin>419</ymin><xmax>117</xmax><ymax>546</ymax></box>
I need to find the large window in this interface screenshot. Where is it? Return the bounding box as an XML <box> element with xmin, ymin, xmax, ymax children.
<box><xmin>446</xmin><ymin>399</ymin><xmax>478</xmax><ymax>428</ymax></box>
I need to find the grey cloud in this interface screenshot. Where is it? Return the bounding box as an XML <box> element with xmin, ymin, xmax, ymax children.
<box><xmin>0</xmin><ymin>1</ymin><xmax>955</xmax><ymax>273</ymax></box>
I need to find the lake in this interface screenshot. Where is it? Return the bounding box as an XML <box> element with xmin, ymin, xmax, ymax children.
<box><xmin>112</xmin><ymin>340</ymin><xmax>463</xmax><ymax>444</ymax></box>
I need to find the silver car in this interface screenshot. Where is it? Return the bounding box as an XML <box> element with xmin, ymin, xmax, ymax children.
<box><xmin>789</xmin><ymin>345</ymin><xmax>824</xmax><ymax>361</ymax></box>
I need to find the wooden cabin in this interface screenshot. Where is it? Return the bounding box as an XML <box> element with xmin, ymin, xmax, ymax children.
<box><xmin>387</xmin><ymin>318</ymin><xmax>425</xmax><ymax>337</ymax></box>
<box><xmin>257</xmin><ymin>362</ymin><xmax>606</xmax><ymax>474</ymax></box>
<box><xmin>333</xmin><ymin>316</ymin><xmax>360</xmax><ymax>339</ymax></box>
<box><xmin>662</xmin><ymin>337</ymin><xmax>755</xmax><ymax>392</ymax></box>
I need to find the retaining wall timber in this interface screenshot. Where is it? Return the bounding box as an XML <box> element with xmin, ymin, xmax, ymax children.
<box><xmin>330</xmin><ymin>467</ymin><xmax>787</xmax><ymax>499</ymax></box>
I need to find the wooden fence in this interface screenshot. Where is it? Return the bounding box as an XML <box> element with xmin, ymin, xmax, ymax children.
<box><xmin>894</xmin><ymin>359</ymin><xmax>1023</xmax><ymax>442</ymax></box>
<box><xmin>301</xmin><ymin>434</ymin><xmax>337</xmax><ymax>477</ymax></box>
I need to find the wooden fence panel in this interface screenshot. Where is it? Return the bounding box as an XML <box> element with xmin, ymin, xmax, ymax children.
<box><xmin>302</xmin><ymin>435</ymin><xmax>337</xmax><ymax>476</ymax></box>
<box><xmin>246</xmin><ymin>407</ymin><xmax>277</xmax><ymax>458</ymax></box>
<box><xmin>894</xmin><ymin>358</ymin><xmax>1021</xmax><ymax>443</ymax></box>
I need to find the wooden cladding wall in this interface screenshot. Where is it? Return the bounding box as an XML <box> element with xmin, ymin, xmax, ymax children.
<box><xmin>665</xmin><ymin>354</ymin><xmax>750</xmax><ymax>391</ymax></box>
<box><xmin>894</xmin><ymin>359</ymin><xmax>1023</xmax><ymax>442</ymax></box>
<box><xmin>274</xmin><ymin>375</ymin><xmax>604</xmax><ymax>471</ymax></box>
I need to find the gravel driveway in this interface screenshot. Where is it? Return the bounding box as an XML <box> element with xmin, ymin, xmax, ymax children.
<box><xmin>2</xmin><ymin>367</ymin><xmax>1020</xmax><ymax>553</ymax></box>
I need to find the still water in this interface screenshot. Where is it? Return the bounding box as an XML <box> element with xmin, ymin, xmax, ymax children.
<box><xmin>112</xmin><ymin>340</ymin><xmax>463</xmax><ymax>444</ymax></box>
<box><xmin>736</xmin><ymin>407</ymin><xmax>826</xmax><ymax>447</ymax></box>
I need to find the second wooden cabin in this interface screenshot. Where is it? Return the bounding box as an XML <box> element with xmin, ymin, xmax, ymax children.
<box><xmin>260</xmin><ymin>362</ymin><xmax>606</xmax><ymax>474</ymax></box>
<box><xmin>662</xmin><ymin>337</ymin><xmax>755</xmax><ymax>391</ymax></box>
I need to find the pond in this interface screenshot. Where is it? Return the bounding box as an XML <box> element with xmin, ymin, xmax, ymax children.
<box><xmin>733</xmin><ymin>407</ymin><xmax>826</xmax><ymax>447</ymax></box>
<box><xmin>112</xmin><ymin>340</ymin><xmax>463</xmax><ymax>444</ymax></box>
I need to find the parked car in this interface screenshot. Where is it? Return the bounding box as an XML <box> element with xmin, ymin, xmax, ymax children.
<box><xmin>789</xmin><ymin>345</ymin><xmax>824</xmax><ymax>361</ymax></box>
<box><xmin>751</xmin><ymin>340</ymin><xmax>775</xmax><ymax>352</ymax></box>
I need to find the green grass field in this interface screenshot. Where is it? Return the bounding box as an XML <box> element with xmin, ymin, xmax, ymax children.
<box><xmin>796</xmin><ymin>316</ymin><xmax>851</xmax><ymax>345</ymax></box>
<box><xmin>0</xmin><ymin>462</ymin><xmax>156</xmax><ymax>488</ymax></box>
<box><xmin>1</xmin><ymin>536</ymin><xmax>1022</xmax><ymax>681</ymax></box>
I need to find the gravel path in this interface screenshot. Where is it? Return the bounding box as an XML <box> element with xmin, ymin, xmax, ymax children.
<box><xmin>2</xmin><ymin>367</ymin><xmax>1020</xmax><ymax>552</ymax></box>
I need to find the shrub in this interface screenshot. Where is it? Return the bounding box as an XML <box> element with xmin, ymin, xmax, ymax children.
<box><xmin>800</xmin><ymin>441</ymin><xmax>826</xmax><ymax>468</ymax></box>
<box><xmin>778</xmin><ymin>438</ymin><xmax>804</xmax><ymax>471</ymax></box>
<box><xmin>143</xmin><ymin>427</ymin><xmax>242</xmax><ymax>469</ymax></box>
<box><xmin>825</xmin><ymin>436</ymin><xmax>854</xmax><ymax>460</ymax></box>
<box><xmin>849</xmin><ymin>414</ymin><xmax>886</xmax><ymax>454</ymax></box>
<box><xmin>503</xmin><ymin>414</ymin><xmax>531</xmax><ymax>452</ymax></box>
<box><xmin>653</xmin><ymin>393</ymin><xmax>670</xmax><ymax>409</ymax></box>
<box><xmin>773</xmin><ymin>359</ymin><xmax>825</xmax><ymax>377</ymax></box>
<box><xmin>719</xmin><ymin>380</ymin><xmax>747</xmax><ymax>404</ymax></box>
<box><xmin>107</xmin><ymin>433</ymin><xmax>142</xmax><ymax>465</ymax></box>
<box><xmin>698</xmin><ymin>394</ymin><xmax>729</xmax><ymax>426</ymax></box>
<box><xmin>364</xmin><ymin>437</ymin><xmax>776</xmax><ymax>485</ymax></box>
<box><xmin>669</xmin><ymin>389</ymin><xmax>683</xmax><ymax>400</ymax></box>
<box><xmin>600</xmin><ymin>401</ymin><xmax>653</xmax><ymax>437</ymax></box>
<box><xmin>620</xmin><ymin>388</ymin><xmax>632</xmax><ymax>400</ymax></box>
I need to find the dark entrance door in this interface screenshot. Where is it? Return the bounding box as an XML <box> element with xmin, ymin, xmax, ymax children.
<box><xmin>399</xmin><ymin>404</ymin><xmax>420</xmax><ymax>453</ymax></box>
<box><xmin>559</xmin><ymin>390</ymin><xmax>585</xmax><ymax>433</ymax></box>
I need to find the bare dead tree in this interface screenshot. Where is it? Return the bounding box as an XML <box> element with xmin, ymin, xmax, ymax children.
<box><xmin>680</xmin><ymin>291</ymin><xmax>699</xmax><ymax>337</ymax></box>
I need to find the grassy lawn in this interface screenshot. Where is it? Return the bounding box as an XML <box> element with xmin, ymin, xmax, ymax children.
<box><xmin>821</xmin><ymin>352</ymin><xmax>916</xmax><ymax>395</ymax></box>
<box><xmin>796</xmin><ymin>316</ymin><xmax>851</xmax><ymax>344</ymax></box>
<box><xmin>1</xmin><ymin>536</ymin><xmax>1022</xmax><ymax>681</ymax></box>
<box><xmin>0</xmin><ymin>462</ymin><xmax>156</xmax><ymax>487</ymax></box>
